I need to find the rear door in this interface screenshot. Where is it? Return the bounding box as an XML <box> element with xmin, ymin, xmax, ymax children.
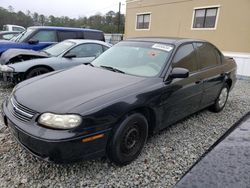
<box><xmin>160</xmin><ymin>43</ymin><xmax>203</xmax><ymax>128</ymax></box>
<box><xmin>195</xmin><ymin>42</ymin><xmax>224</xmax><ymax>107</ymax></box>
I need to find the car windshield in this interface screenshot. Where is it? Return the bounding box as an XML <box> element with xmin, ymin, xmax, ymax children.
<box><xmin>43</xmin><ymin>40</ymin><xmax>75</xmax><ymax>57</ymax></box>
<box><xmin>16</xmin><ymin>28</ymin><xmax>35</xmax><ymax>43</ymax></box>
<box><xmin>92</xmin><ymin>41</ymin><xmax>173</xmax><ymax>77</ymax></box>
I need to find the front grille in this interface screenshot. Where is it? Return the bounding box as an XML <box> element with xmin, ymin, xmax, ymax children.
<box><xmin>9</xmin><ymin>97</ymin><xmax>36</xmax><ymax>122</ymax></box>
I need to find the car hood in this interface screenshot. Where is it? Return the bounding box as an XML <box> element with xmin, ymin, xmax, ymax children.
<box><xmin>14</xmin><ymin>65</ymin><xmax>146</xmax><ymax>113</ymax></box>
<box><xmin>0</xmin><ymin>48</ymin><xmax>48</xmax><ymax>65</ymax></box>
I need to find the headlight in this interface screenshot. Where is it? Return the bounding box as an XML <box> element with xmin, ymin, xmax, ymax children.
<box><xmin>0</xmin><ymin>65</ymin><xmax>14</xmax><ymax>72</ymax></box>
<box><xmin>38</xmin><ymin>113</ymin><xmax>82</xmax><ymax>129</ymax></box>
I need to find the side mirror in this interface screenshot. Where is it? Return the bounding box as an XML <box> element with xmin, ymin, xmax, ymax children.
<box><xmin>170</xmin><ymin>67</ymin><xmax>189</xmax><ymax>79</ymax></box>
<box><xmin>28</xmin><ymin>39</ymin><xmax>39</xmax><ymax>45</ymax></box>
<box><xmin>64</xmin><ymin>54</ymin><xmax>77</xmax><ymax>58</ymax></box>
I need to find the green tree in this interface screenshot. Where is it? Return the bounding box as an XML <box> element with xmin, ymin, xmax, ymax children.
<box><xmin>0</xmin><ymin>6</ymin><xmax>125</xmax><ymax>33</ymax></box>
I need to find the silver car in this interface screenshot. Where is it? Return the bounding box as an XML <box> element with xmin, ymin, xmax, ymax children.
<box><xmin>0</xmin><ymin>39</ymin><xmax>112</xmax><ymax>83</ymax></box>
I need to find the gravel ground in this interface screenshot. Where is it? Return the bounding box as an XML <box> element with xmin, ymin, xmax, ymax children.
<box><xmin>0</xmin><ymin>80</ymin><xmax>250</xmax><ymax>188</ymax></box>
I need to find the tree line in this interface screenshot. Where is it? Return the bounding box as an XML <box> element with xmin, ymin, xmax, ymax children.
<box><xmin>0</xmin><ymin>6</ymin><xmax>125</xmax><ymax>33</ymax></box>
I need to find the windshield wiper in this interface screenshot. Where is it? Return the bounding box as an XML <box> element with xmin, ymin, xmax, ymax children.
<box><xmin>83</xmin><ymin>62</ymin><xmax>94</xmax><ymax>67</ymax></box>
<box><xmin>100</xmin><ymin>65</ymin><xmax>125</xmax><ymax>74</ymax></box>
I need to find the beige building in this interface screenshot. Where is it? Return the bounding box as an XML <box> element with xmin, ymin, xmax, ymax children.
<box><xmin>125</xmin><ymin>0</ymin><xmax>250</xmax><ymax>54</ymax></box>
<box><xmin>125</xmin><ymin>0</ymin><xmax>250</xmax><ymax>77</ymax></box>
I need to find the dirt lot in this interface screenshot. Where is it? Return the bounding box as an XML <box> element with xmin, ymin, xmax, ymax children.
<box><xmin>0</xmin><ymin>80</ymin><xmax>250</xmax><ymax>188</ymax></box>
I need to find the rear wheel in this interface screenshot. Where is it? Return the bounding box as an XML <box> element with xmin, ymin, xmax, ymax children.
<box><xmin>107</xmin><ymin>113</ymin><xmax>148</xmax><ymax>166</ymax></box>
<box><xmin>210</xmin><ymin>84</ymin><xmax>229</xmax><ymax>112</ymax></box>
<box><xmin>26</xmin><ymin>67</ymin><xmax>51</xmax><ymax>79</ymax></box>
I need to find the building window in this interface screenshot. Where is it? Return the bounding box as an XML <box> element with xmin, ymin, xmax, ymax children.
<box><xmin>136</xmin><ymin>13</ymin><xmax>151</xmax><ymax>30</ymax></box>
<box><xmin>193</xmin><ymin>7</ymin><xmax>218</xmax><ymax>29</ymax></box>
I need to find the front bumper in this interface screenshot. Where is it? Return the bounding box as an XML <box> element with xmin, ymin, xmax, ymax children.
<box><xmin>2</xmin><ymin>100</ymin><xmax>112</xmax><ymax>163</ymax></box>
<box><xmin>2</xmin><ymin>72</ymin><xmax>25</xmax><ymax>84</ymax></box>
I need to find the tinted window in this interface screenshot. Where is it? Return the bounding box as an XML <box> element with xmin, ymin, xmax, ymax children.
<box><xmin>172</xmin><ymin>44</ymin><xmax>197</xmax><ymax>72</ymax></box>
<box><xmin>30</xmin><ymin>30</ymin><xmax>57</xmax><ymax>42</ymax></box>
<box><xmin>58</xmin><ymin>31</ymin><xmax>83</xmax><ymax>41</ymax></box>
<box><xmin>84</xmin><ymin>31</ymin><xmax>104</xmax><ymax>41</ymax></box>
<box><xmin>66</xmin><ymin>43</ymin><xmax>103</xmax><ymax>58</ymax></box>
<box><xmin>196</xmin><ymin>42</ymin><xmax>220</xmax><ymax>69</ymax></box>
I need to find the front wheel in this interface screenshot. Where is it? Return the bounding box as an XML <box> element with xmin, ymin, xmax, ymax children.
<box><xmin>26</xmin><ymin>67</ymin><xmax>51</xmax><ymax>79</ymax></box>
<box><xmin>210</xmin><ymin>84</ymin><xmax>229</xmax><ymax>112</ymax></box>
<box><xmin>107</xmin><ymin>113</ymin><xmax>148</xmax><ymax>166</ymax></box>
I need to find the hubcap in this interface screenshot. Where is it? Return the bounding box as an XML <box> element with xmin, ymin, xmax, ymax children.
<box><xmin>121</xmin><ymin>124</ymin><xmax>140</xmax><ymax>154</ymax></box>
<box><xmin>29</xmin><ymin>69</ymin><xmax>48</xmax><ymax>78</ymax></box>
<box><xmin>218</xmin><ymin>88</ymin><xmax>228</xmax><ymax>108</ymax></box>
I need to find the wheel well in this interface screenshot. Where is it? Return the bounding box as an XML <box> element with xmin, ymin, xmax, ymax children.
<box><xmin>25</xmin><ymin>65</ymin><xmax>54</xmax><ymax>77</ymax></box>
<box><xmin>225</xmin><ymin>79</ymin><xmax>232</xmax><ymax>89</ymax></box>
<box><xmin>128</xmin><ymin>107</ymin><xmax>157</xmax><ymax>135</ymax></box>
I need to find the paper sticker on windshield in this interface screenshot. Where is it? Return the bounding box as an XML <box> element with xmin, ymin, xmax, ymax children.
<box><xmin>152</xmin><ymin>44</ymin><xmax>173</xmax><ymax>52</ymax></box>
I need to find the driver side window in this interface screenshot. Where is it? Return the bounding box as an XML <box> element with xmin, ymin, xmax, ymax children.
<box><xmin>66</xmin><ymin>43</ymin><xmax>103</xmax><ymax>58</ymax></box>
<box><xmin>172</xmin><ymin>43</ymin><xmax>197</xmax><ymax>73</ymax></box>
<box><xmin>30</xmin><ymin>30</ymin><xmax>57</xmax><ymax>42</ymax></box>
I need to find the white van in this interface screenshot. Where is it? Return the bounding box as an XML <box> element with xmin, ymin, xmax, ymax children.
<box><xmin>3</xmin><ymin>24</ymin><xmax>25</xmax><ymax>32</ymax></box>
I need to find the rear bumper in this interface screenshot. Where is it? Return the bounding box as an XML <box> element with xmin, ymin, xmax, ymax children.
<box><xmin>2</xmin><ymin>101</ymin><xmax>111</xmax><ymax>163</ymax></box>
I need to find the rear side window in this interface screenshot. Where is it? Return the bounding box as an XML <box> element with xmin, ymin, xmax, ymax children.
<box><xmin>84</xmin><ymin>31</ymin><xmax>104</xmax><ymax>41</ymax></box>
<box><xmin>172</xmin><ymin>43</ymin><xmax>197</xmax><ymax>72</ymax></box>
<box><xmin>196</xmin><ymin>42</ymin><xmax>221</xmax><ymax>69</ymax></box>
<box><xmin>30</xmin><ymin>30</ymin><xmax>57</xmax><ymax>42</ymax></box>
<box><xmin>57</xmin><ymin>31</ymin><xmax>83</xmax><ymax>41</ymax></box>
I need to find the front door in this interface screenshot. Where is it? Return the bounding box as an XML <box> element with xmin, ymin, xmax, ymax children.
<box><xmin>159</xmin><ymin>43</ymin><xmax>203</xmax><ymax>129</ymax></box>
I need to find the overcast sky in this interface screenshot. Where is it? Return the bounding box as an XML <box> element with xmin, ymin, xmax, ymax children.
<box><xmin>0</xmin><ymin>0</ymin><xmax>126</xmax><ymax>18</ymax></box>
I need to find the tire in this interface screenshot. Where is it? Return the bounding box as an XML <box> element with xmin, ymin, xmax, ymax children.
<box><xmin>107</xmin><ymin>113</ymin><xmax>148</xmax><ymax>166</ymax></box>
<box><xmin>209</xmin><ymin>84</ymin><xmax>229</xmax><ymax>112</ymax></box>
<box><xmin>26</xmin><ymin>67</ymin><xmax>51</xmax><ymax>79</ymax></box>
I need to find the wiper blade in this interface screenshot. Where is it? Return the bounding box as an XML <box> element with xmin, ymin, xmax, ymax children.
<box><xmin>83</xmin><ymin>62</ymin><xmax>94</xmax><ymax>67</ymax></box>
<box><xmin>100</xmin><ymin>65</ymin><xmax>124</xmax><ymax>74</ymax></box>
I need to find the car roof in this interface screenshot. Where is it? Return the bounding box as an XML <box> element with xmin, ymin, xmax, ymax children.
<box><xmin>127</xmin><ymin>37</ymin><xmax>207</xmax><ymax>45</ymax></box>
<box><xmin>27</xmin><ymin>26</ymin><xmax>103</xmax><ymax>33</ymax></box>
<box><xmin>63</xmin><ymin>39</ymin><xmax>112</xmax><ymax>47</ymax></box>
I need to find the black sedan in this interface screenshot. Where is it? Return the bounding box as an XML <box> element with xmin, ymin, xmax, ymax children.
<box><xmin>2</xmin><ymin>38</ymin><xmax>237</xmax><ymax>165</ymax></box>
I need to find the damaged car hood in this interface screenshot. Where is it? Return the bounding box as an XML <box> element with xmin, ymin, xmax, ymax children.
<box><xmin>0</xmin><ymin>48</ymin><xmax>49</xmax><ymax>65</ymax></box>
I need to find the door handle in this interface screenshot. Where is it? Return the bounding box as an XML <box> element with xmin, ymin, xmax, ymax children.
<box><xmin>195</xmin><ymin>80</ymin><xmax>202</xmax><ymax>84</ymax></box>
